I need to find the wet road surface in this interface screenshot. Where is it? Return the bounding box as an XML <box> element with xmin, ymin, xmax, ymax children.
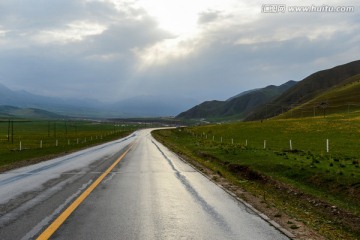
<box><xmin>0</xmin><ymin>129</ymin><xmax>289</xmax><ymax>240</ymax></box>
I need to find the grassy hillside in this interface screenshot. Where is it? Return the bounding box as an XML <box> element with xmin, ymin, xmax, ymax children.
<box><xmin>246</xmin><ymin>60</ymin><xmax>360</xmax><ymax>120</ymax></box>
<box><xmin>177</xmin><ymin>80</ymin><xmax>296</xmax><ymax>121</ymax></box>
<box><xmin>153</xmin><ymin>115</ymin><xmax>360</xmax><ymax>239</ymax></box>
<box><xmin>278</xmin><ymin>74</ymin><xmax>360</xmax><ymax>118</ymax></box>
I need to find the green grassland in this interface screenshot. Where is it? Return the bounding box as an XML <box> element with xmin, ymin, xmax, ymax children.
<box><xmin>0</xmin><ymin>120</ymin><xmax>140</xmax><ymax>170</ymax></box>
<box><xmin>280</xmin><ymin>74</ymin><xmax>360</xmax><ymax>119</ymax></box>
<box><xmin>153</xmin><ymin>115</ymin><xmax>360</xmax><ymax>239</ymax></box>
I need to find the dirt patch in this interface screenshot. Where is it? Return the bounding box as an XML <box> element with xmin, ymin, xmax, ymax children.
<box><xmin>271</xmin><ymin>179</ymin><xmax>360</xmax><ymax>235</ymax></box>
<box><xmin>227</xmin><ymin>163</ymin><xmax>265</xmax><ymax>181</ymax></box>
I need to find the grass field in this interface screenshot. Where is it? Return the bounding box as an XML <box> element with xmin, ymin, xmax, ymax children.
<box><xmin>280</xmin><ymin>74</ymin><xmax>360</xmax><ymax>119</ymax></box>
<box><xmin>153</xmin><ymin>115</ymin><xmax>360</xmax><ymax>239</ymax></box>
<box><xmin>0</xmin><ymin>120</ymin><xmax>141</xmax><ymax>170</ymax></box>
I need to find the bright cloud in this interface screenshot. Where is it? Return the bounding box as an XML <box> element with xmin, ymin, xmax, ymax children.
<box><xmin>131</xmin><ymin>0</ymin><xmax>260</xmax><ymax>69</ymax></box>
<box><xmin>33</xmin><ymin>21</ymin><xmax>107</xmax><ymax>44</ymax></box>
<box><xmin>133</xmin><ymin>36</ymin><xmax>201</xmax><ymax>70</ymax></box>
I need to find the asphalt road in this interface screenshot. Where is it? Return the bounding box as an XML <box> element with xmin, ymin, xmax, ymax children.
<box><xmin>0</xmin><ymin>129</ymin><xmax>289</xmax><ymax>240</ymax></box>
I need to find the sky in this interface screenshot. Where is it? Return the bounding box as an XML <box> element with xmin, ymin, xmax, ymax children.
<box><xmin>0</xmin><ymin>0</ymin><xmax>359</xmax><ymax>105</ymax></box>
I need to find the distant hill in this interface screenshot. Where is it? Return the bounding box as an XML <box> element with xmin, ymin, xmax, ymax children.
<box><xmin>0</xmin><ymin>83</ymin><xmax>105</xmax><ymax>117</ymax></box>
<box><xmin>0</xmin><ymin>106</ymin><xmax>67</xmax><ymax>119</ymax></box>
<box><xmin>0</xmin><ymin>83</ymin><xmax>197</xmax><ymax>118</ymax></box>
<box><xmin>246</xmin><ymin>60</ymin><xmax>360</xmax><ymax>120</ymax></box>
<box><xmin>177</xmin><ymin>80</ymin><xmax>297</xmax><ymax>120</ymax></box>
<box><xmin>277</xmin><ymin>74</ymin><xmax>360</xmax><ymax>118</ymax></box>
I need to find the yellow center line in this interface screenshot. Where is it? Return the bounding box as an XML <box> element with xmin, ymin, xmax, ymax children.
<box><xmin>36</xmin><ymin>142</ymin><xmax>135</xmax><ymax>240</ymax></box>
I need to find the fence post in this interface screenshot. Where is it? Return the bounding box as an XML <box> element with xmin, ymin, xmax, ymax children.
<box><xmin>246</xmin><ymin>140</ymin><xmax>248</xmax><ymax>146</ymax></box>
<box><xmin>264</xmin><ymin>140</ymin><xmax>266</xmax><ymax>149</ymax></box>
<box><xmin>326</xmin><ymin>139</ymin><xmax>329</xmax><ymax>153</ymax></box>
<box><xmin>290</xmin><ymin>139</ymin><xmax>293</xmax><ymax>150</ymax></box>
<box><xmin>19</xmin><ymin>141</ymin><xmax>22</xmax><ymax>151</ymax></box>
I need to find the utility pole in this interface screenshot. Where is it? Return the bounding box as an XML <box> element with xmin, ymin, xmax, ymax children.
<box><xmin>54</xmin><ymin>122</ymin><xmax>57</xmax><ymax>138</ymax></box>
<box><xmin>11</xmin><ymin>120</ymin><xmax>14</xmax><ymax>144</ymax></box>
<box><xmin>7</xmin><ymin>119</ymin><xmax>10</xmax><ymax>142</ymax></box>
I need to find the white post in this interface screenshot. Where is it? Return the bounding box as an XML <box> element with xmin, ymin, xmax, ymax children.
<box><xmin>213</xmin><ymin>136</ymin><xmax>215</xmax><ymax>141</ymax></box>
<box><xmin>246</xmin><ymin>140</ymin><xmax>248</xmax><ymax>146</ymax></box>
<box><xmin>264</xmin><ymin>140</ymin><xmax>266</xmax><ymax>149</ymax></box>
<box><xmin>290</xmin><ymin>140</ymin><xmax>293</xmax><ymax>150</ymax></box>
<box><xmin>40</xmin><ymin>140</ymin><xmax>42</xmax><ymax>149</ymax></box>
<box><xmin>20</xmin><ymin>141</ymin><xmax>22</xmax><ymax>151</ymax></box>
<box><xmin>326</xmin><ymin>139</ymin><xmax>329</xmax><ymax>153</ymax></box>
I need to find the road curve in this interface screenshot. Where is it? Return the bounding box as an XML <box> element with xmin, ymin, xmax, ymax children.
<box><xmin>0</xmin><ymin>129</ymin><xmax>289</xmax><ymax>240</ymax></box>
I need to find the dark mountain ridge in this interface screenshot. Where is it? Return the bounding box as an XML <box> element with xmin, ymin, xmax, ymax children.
<box><xmin>177</xmin><ymin>80</ymin><xmax>297</xmax><ymax>120</ymax></box>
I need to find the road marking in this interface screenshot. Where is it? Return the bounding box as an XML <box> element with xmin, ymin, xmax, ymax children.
<box><xmin>36</xmin><ymin>143</ymin><xmax>134</xmax><ymax>240</ymax></box>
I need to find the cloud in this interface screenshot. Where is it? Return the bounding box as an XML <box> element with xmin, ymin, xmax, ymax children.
<box><xmin>198</xmin><ymin>10</ymin><xmax>221</xmax><ymax>24</ymax></box>
<box><xmin>0</xmin><ymin>0</ymin><xmax>358</xmax><ymax>108</ymax></box>
<box><xmin>130</xmin><ymin>1</ymin><xmax>360</xmax><ymax>100</ymax></box>
<box><xmin>0</xmin><ymin>0</ymin><xmax>172</xmax><ymax>100</ymax></box>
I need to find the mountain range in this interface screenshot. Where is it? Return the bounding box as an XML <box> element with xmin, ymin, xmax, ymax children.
<box><xmin>2</xmin><ymin>59</ymin><xmax>360</xmax><ymax>120</ymax></box>
<box><xmin>0</xmin><ymin>83</ymin><xmax>197</xmax><ymax>118</ymax></box>
<box><xmin>178</xmin><ymin>60</ymin><xmax>360</xmax><ymax>121</ymax></box>
<box><xmin>177</xmin><ymin>80</ymin><xmax>297</xmax><ymax>120</ymax></box>
<box><xmin>0</xmin><ymin>105</ymin><xmax>66</xmax><ymax>119</ymax></box>
<box><xmin>246</xmin><ymin>60</ymin><xmax>360</xmax><ymax>120</ymax></box>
